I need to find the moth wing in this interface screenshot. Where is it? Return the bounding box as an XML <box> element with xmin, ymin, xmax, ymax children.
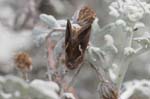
<box><xmin>78</xmin><ymin>24</ymin><xmax>91</xmax><ymax>50</ymax></box>
<box><xmin>65</xmin><ymin>19</ymin><xmax>72</xmax><ymax>45</ymax></box>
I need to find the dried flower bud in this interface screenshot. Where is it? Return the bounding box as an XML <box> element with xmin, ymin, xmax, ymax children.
<box><xmin>73</xmin><ymin>5</ymin><xmax>96</xmax><ymax>26</ymax></box>
<box><xmin>14</xmin><ymin>52</ymin><xmax>32</xmax><ymax>72</ymax></box>
<box><xmin>98</xmin><ymin>81</ymin><xmax>118</xmax><ymax>99</ymax></box>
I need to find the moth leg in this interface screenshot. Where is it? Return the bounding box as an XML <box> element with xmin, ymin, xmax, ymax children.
<box><xmin>61</xmin><ymin>65</ymin><xmax>69</xmax><ymax>79</ymax></box>
<box><xmin>79</xmin><ymin>44</ymin><xmax>83</xmax><ymax>54</ymax></box>
<box><xmin>67</xmin><ymin>64</ymin><xmax>83</xmax><ymax>90</ymax></box>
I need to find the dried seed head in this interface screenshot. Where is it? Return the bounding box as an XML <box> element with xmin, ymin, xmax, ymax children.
<box><xmin>98</xmin><ymin>81</ymin><xmax>118</xmax><ymax>99</ymax></box>
<box><xmin>14</xmin><ymin>52</ymin><xmax>32</xmax><ymax>72</ymax></box>
<box><xmin>73</xmin><ymin>5</ymin><xmax>96</xmax><ymax>26</ymax></box>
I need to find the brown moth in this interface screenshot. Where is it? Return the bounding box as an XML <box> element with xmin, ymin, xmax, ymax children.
<box><xmin>65</xmin><ymin>6</ymin><xmax>96</xmax><ymax>69</ymax></box>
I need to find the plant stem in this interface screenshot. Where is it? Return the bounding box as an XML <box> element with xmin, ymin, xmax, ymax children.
<box><xmin>116</xmin><ymin>42</ymin><xmax>150</xmax><ymax>89</ymax></box>
<box><xmin>22</xmin><ymin>72</ymin><xmax>29</xmax><ymax>82</ymax></box>
<box><xmin>115</xmin><ymin>58</ymin><xmax>129</xmax><ymax>88</ymax></box>
<box><xmin>116</xmin><ymin>28</ymin><xmax>134</xmax><ymax>89</ymax></box>
<box><xmin>89</xmin><ymin>62</ymin><xmax>106</xmax><ymax>82</ymax></box>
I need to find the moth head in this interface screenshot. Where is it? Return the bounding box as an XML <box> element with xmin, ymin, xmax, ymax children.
<box><xmin>65</xmin><ymin>19</ymin><xmax>91</xmax><ymax>69</ymax></box>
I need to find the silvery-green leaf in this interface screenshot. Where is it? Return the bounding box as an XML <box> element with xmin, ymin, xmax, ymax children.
<box><xmin>86</xmin><ymin>46</ymin><xmax>105</xmax><ymax>65</ymax></box>
<box><xmin>121</xmin><ymin>80</ymin><xmax>150</xmax><ymax>99</ymax></box>
<box><xmin>133</xmin><ymin>22</ymin><xmax>145</xmax><ymax>30</ymax></box>
<box><xmin>62</xmin><ymin>93</ymin><xmax>75</xmax><ymax>99</ymax></box>
<box><xmin>57</xmin><ymin>20</ymin><xmax>67</xmax><ymax>27</ymax></box>
<box><xmin>124</xmin><ymin>47</ymin><xmax>136</xmax><ymax>56</ymax></box>
<box><xmin>40</xmin><ymin>14</ymin><xmax>60</xmax><ymax>28</ymax></box>
<box><xmin>115</xmin><ymin>19</ymin><xmax>126</xmax><ymax>27</ymax></box>
<box><xmin>0</xmin><ymin>75</ymin><xmax>60</xmax><ymax>99</ymax></box>
<box><xmin>133</xmin><ymin>32</ymin><xmax>150</xmax><ymax>47</ymax></box>
<box><xmin>32</xmin><ymin>27</ymin><xmax>49</xmax><ymax>47</ymax></box>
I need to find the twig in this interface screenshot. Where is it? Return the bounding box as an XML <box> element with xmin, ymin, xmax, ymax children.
<box><xmin>67</xmin><ymin>64</ymin><xmax>83</xmax><ymax>90</ymax></box>
<box><xmin>22</xmin><ymin>71</ymin><xmax>29</xmax><ymax>83</ymax></box>
<box><xmin>131</xmin><ymin>46</ymin><xmax>150</xmax><ymax>60</ymax></box>
<box><xmin>46</xmin><ymin>38</ymin><xmax>56</xmax><ymax>80</ymax></box>
<box><xmin>88</xmin><ymin>62</ymin><xmax>106</xmax><ymax>83</ymax></box>
<box><xmin>45</xmin><ymin>28</ymin><xmax>65</xmax><ymax>80</ymax></box>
